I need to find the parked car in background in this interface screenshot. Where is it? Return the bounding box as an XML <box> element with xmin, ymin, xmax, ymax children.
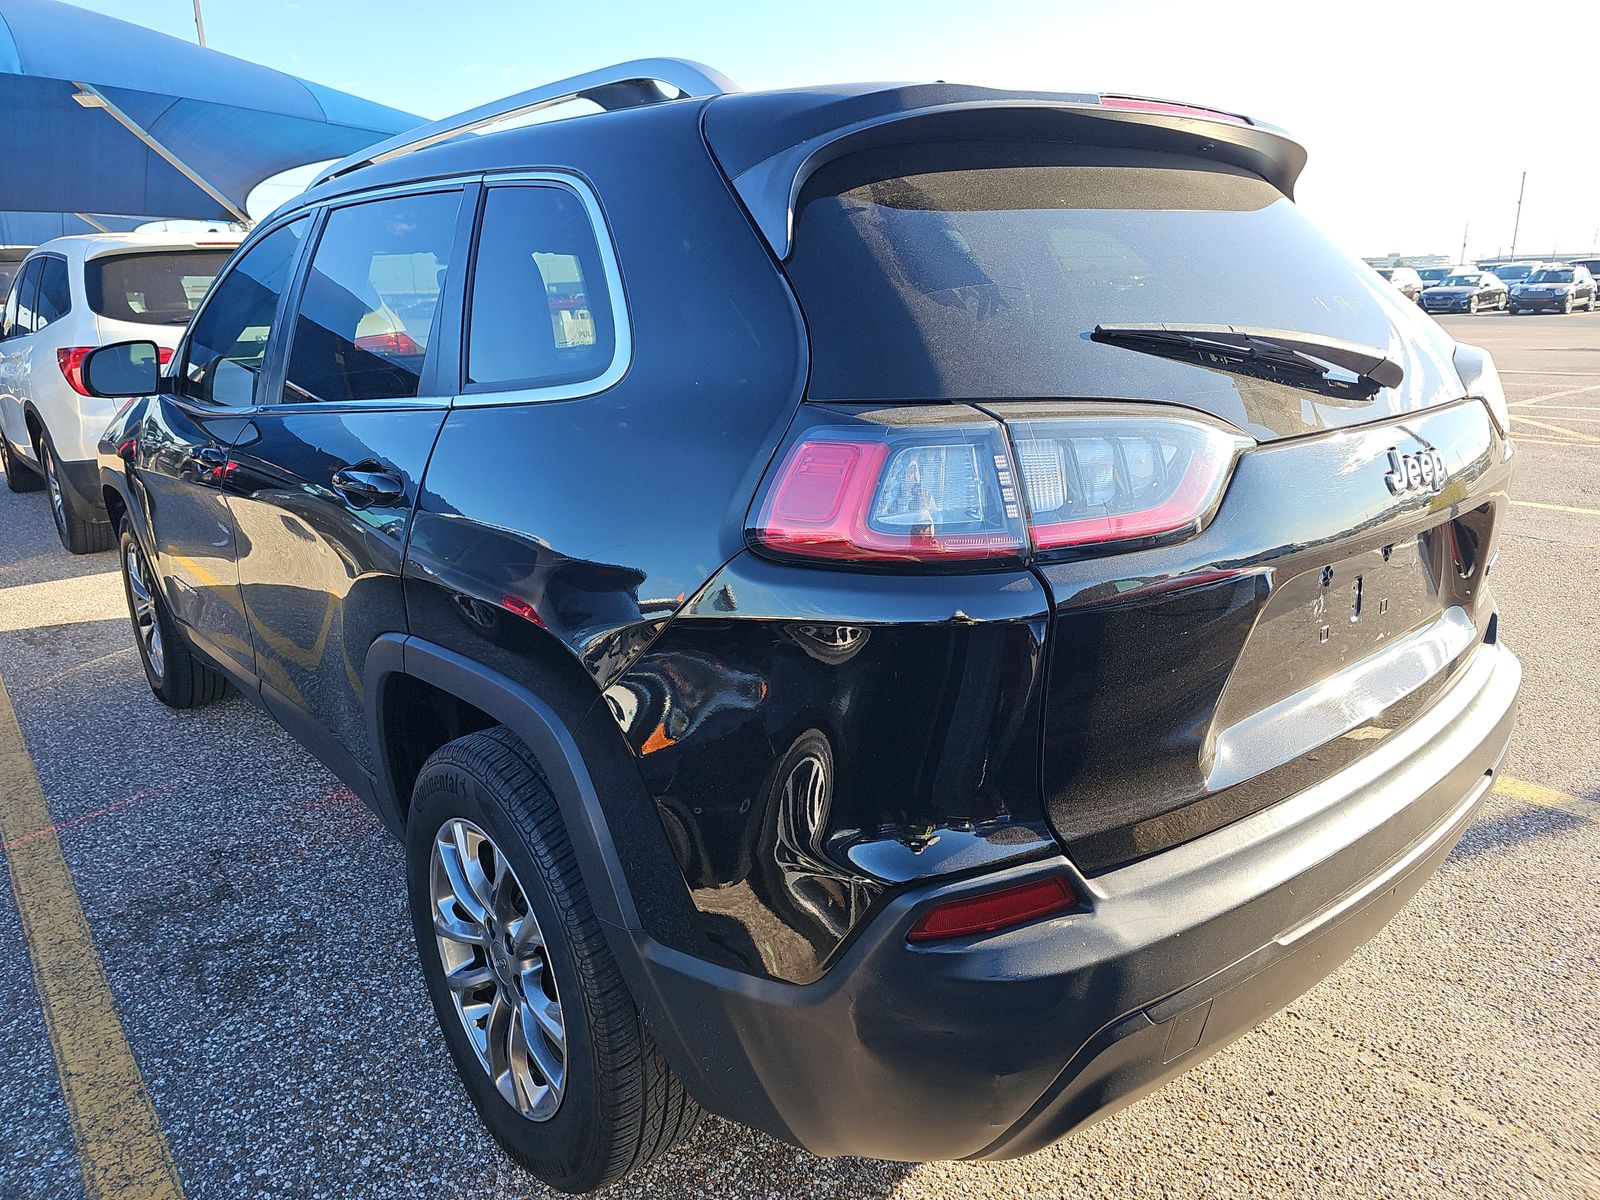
<box><xmin>0</xmin><ymin>231</ymin><xmax>240</xmax><ymax>550</ymax></box>
<box><xmin>1375</xmin><ymin>265</ymin><xmax>1425</xmax><ymax>301</ymax></box>
<box><xmin>1421</xmin><ymin>269</ymin><xmax>1509</xmax><ymax>314</ymax></box>
<box><xmin>1509</xmin><ymin>263</ymin><xmax>1596</xmax><ymax>313</ymax></box>
<box><xmin>1416</xmin><ymin>265</ymin><xmax>1453</xmax><ymax>287</ymax></box>
<box><xmin>84</xmin><ymin>62</ymin><xmax>1519</xmax><ymax>1193</ymax></box>
<box><xmin>1481</xmin><ymin>261</ymin><xmax>1538</xmax><ymax>285</ymax></box>
<box><xmin>1569</xmin><ymin>257</ymin><xmax>1600</xmax><ymax>282</ymax></box>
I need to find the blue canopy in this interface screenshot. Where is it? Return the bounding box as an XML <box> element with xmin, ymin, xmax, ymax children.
<box><xmin>0</xmin><ymin>211</ymin><xmax>143</xmax><ymax>244</ymax></box>
<box><xmin>0</xmin><ymin>0</ymin><xmax>421</xmax><ymax>222</ymax></box>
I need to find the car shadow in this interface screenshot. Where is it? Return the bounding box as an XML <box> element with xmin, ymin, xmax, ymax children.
<box><xmin>617</xmin><ymin>1117</ymin><xmax>920</xmax><ymax>1198</ymax></box>
<box><xmin>1447</xmin><ymin>792</ymin><xmax>1598</xmax><ymax>862</ymax></box>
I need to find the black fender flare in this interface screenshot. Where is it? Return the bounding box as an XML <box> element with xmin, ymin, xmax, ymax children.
<box><xmin>364</xmin><ymin>632</ymin><xmax>639</xmax><ymax>931</ymax></box>
<box><xmin>363</xmin><ymin>632</ymin><xmax>833</xmax><ymax>1146</ymax></box>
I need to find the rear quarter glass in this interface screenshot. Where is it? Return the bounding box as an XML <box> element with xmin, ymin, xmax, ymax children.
<box><xmin>784</xmin><ymin>141</ymin><xmax>1462</xmax><ymax>441</ymax></box>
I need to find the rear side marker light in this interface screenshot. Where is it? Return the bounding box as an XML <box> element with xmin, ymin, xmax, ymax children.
<box><xmin>907</xmin><ymin>876</ymin><xmax>1077</xmax><ymax>943</ymax></box>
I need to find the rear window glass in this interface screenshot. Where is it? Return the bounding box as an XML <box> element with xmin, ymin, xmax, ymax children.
<box><xmin>87</xmin><ymin>250</ymin><xmax>232</xmax><ymax>325</ymax></box>
<box><xmin>787</xmin><ymin>143</ymin><xmax>1445</xmax><ymax>404</ymax></box>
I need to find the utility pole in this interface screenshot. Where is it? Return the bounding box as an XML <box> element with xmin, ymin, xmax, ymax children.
<box><xmin>191</xmin><ymin>0</ymin><xmax>207</xmax><ymax>46</ymax></box>
<box><xmin>1509</xmin><ymin>171</ymin><xmax>1526</xmax><ymax>260</ymax></box>
<box><xmin>1460</xmin><ymin>220</ymin><xmax>1469</xmax><ymax>264</ymax></box>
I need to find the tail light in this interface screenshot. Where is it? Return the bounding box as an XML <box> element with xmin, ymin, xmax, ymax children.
<box><xmin>907</xmin><ymin>876</ymin><xmax>1077</xmax><ymax>942</ymax></box>
<box><xmin>354</xmin><ymin>330</ymin><xmax>423</xmax><ymax>355</ymax></box>
<box><xmin>749</xmin><ymin>406</ymin><xmax>1249</xmax><ymax>566</ymax></box>
<box><xmin>57</xmin><ymin>347</ymin><xmax>94</xmax><ymax>396</ymax></box>
<box><xmin>1004</xmin><ymin>410</ymin><xmax>1249</xmax><ymax>551</ymax></box>
<box><xmin>750</xmin><ymin>418</ymin><xmax>1028</xmax><ymax>564</ymax></box>
<box><xmin>59</xmin><ymin>346</ymin><xmax>173</xmax><ymax>396</ymax></box>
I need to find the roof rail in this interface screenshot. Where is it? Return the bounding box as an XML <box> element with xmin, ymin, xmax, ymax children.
<box><xmin>316</xmin><ymin>58</ymin><xmax>738</xmax><ymax>185</ymax></box>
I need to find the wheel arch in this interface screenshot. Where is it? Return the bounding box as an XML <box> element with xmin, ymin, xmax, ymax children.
<box><xmin>22</xmin><ymin>401</ymin><xmax>46</xmax><ymax>460</ymax></box>
<box><xmin>365</xmin><ymin>633</ymin><xmax>644</xmax><ymax>932</ymax></box>
<box><xmin>362</xmin><ymin>634</ymin><xmax>807</xmax><ymax>1146</ymax></box>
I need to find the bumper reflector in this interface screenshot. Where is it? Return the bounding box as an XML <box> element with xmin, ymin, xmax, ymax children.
<box><xmin>906</xmin><ymin>876</ymin><xmax>1077</xmax><ymax>942</ymax></box>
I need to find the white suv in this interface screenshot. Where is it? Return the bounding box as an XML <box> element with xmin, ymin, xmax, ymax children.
<box><xmin>0</xmin><ymin>231</ymin><xmax>241</xmax><ymax>551</ymax></box>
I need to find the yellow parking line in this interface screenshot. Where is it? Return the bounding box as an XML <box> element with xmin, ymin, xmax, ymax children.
<box><xmin>0</xmin><ymin>675</ymin><xmax>186</xmax><ymax>1199</ymax></box>
<box><xmin>1510</xmin><ymin>383</ymin><xmax>1600</xmax><ymax>406</ymax></box>
<box><xmin>1509</xmin><ymin>436</ymin><xmax>1600</xmax><ymax>448</ymax></box>
<box><xmin>1510</xmin><ymin>415</ymin><xmax>1600</xmax><ymax>442</ymax></box>
<box><xmin>1511</xmin><ymin>499</ymin><xmax>1600</xmax><ymax>517</ymax></box>
<box><xmin>1495</xmin><ymin>777</ymin><xmax>1596</xmax><ymax>825</ymax></box>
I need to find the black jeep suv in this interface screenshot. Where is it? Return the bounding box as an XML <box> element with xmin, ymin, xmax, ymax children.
<box><xmin>87</xmin><ymin>61</ymin><xmax>1520</xmax><ymax>1193</ymax></box>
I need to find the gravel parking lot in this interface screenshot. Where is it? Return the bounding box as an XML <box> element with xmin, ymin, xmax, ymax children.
<box><xmin>1</xmin><ymin>310</ymin><xmax>1597</xmax><ymax>1200</ymax></box>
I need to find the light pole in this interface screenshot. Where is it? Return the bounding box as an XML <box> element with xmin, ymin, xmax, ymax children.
<box><xmin>191</xmin><ymin>0</ymin><xmax>207</xmax><ymax>46</ymax></box>
<box><xmin>1509</xmin><ymin>171</ymin><xmax>1526</xmax><ymax>260</ymax></box>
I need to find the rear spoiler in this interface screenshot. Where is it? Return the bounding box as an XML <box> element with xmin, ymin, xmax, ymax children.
<box><xmin>703</xmin><ymin>86</ymin><xmax>1308</xmax><ymax>261</ymax></box>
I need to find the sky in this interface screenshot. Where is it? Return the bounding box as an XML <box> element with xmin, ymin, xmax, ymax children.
<box><xmin>63</xmin><ymin>0</ymin><xmax>1600</xmax><ymax>260</ymax></box>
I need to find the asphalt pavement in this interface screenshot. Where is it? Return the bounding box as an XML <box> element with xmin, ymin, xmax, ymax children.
<box><xmin>0</xmin><ymin>309</ymin><xmax>1596</xmax><ymax>1199</ymax></box>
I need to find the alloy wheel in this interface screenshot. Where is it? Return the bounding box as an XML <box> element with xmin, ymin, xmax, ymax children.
<box><xmin>430</xmin><ymin>818</ymin><xmax>566</xmax><ymax>1122</ymax></box>
<box><xmin>123</xmin><ymin>538</ymin><xmax>165</xmax><ymax>678</ymax></box>
<box><xmin>43</xmin><ymin>449</ymin><xmax>66</xmax><ymax>535</ymax></box>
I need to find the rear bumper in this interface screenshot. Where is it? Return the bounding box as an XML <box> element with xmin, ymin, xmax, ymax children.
<box><xmin>625</xmin><ymin>637</ymin><xmax>1520</xmax><ymax>1161</ymax></box>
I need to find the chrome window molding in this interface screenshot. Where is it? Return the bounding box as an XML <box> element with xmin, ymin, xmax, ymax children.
<box><xmin>453</xmin><ymin>170</ymin><xmax>632</xmax><ymax>408</ymax></box>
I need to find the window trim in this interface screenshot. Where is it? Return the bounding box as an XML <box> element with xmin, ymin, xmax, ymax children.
<box><xmin>455</xmin><ymin>171</ymin><xmax>632</xmax><ymax>406</ymax></box>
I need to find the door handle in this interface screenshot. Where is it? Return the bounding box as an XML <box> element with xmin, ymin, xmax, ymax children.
<box><xmin>330</xmin><ymin>464</ymin><xmax>405</xmax><ymax>505</ymax></box>
<box><xmin>194</xmin><ymin>446</ymin><xmax>228</xmax><ymax>467</ymax></box>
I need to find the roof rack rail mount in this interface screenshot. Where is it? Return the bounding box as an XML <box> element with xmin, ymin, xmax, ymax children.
<box><xmin>317</xmin><ymin>58</ymin><xmax>737</xmax><ymax>185</ymax></box>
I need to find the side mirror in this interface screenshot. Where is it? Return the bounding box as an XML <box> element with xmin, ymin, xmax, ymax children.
<box><xmin>82</xmin><ymin>340</ymin><xmax>161</xmax><ymax>399</ymax></box>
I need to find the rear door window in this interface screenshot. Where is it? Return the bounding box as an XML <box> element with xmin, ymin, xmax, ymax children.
<box><xmin>6</xmin><ymin>260</ymin><xmax>42</xmax><ymax>339</ymax></box>
<box><xmin>182</xmin><ymin>220</ymin><xmax>307</xmax><ymax>407</ymax></box>
<box><xmin>87</xmin><ymin>251</ymin><xmax>232</xmax><ymax>326</ymax></box>
<box><xmin>7</xmin><ymin>260</ymin><xmax>43</xmax><ymax>339</ymax></box>
<box><xmin>2</xmin><ymin>262</ymin><xmax>28</xmax><ymax>338</ymax></box>
<box><xmin>34</xmin><ymin>257</ymin><xmax>71</xmax><ymax>328</ymax></box>
<box><xmin>281</xmin><ymin>191</ymin><xmax>461</xmax><ymax>404</ymax></box>
<box><xmin>786</xmin><ymin>142</ymin><xmax>1452</xmax><ymax>411</ymax></box>
<box><xmin>465</xmin><ymin>185</ymin><xmax>616</xmax><ymax>391</ymax></box>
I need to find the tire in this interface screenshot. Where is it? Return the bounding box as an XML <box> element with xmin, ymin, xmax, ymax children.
<box><xmin>1562</xmin><ymin>296</ymin><xmax>1574</xmax><ymax>314</ymax></box>
<box><xmin>42</xmin><ymin>440</ymin><xmax>114</xmax><ymax>553</ymax></box>
<box><xmin>407</xmin><ymin>727</ymin><xmax>701</xmax><ymax>1193</ymax></box>
<box><xmin>1</xmin><ymin>434</ymin><xmax>43</xmax><ymax>493</ymax></box>
<box><xmin>117</xmin><ymin>520</ymin><xmax>229</xmax><ymax>708</ymax></box>
<box><xmin>1468</xmin><ymin>296</ymin><xmax>1479</xmax><ymax>314</ymax></box>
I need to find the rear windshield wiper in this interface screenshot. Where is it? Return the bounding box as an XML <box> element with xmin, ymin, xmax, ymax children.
<box><xmin>1092</xmin><ymin>323</ymin><xmax>1404</xmax><ymax>398</ymax></box>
